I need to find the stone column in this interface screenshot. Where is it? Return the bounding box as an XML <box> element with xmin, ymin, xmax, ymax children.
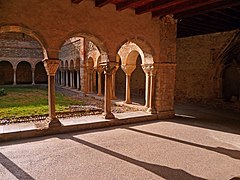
<box><xmin>100</xmin><ymin>60</ymin><xmax>117</xmax><ymax>119</ymax></box>
<box><xmin>66</xmin><ymin>70</ymin><xmax>69</xmax><ymax>87</ymax></box>
<box><xmin>61</xmin><ymin>69</ymin><xmax>64</xmax><ymax>86</ymax></box>
<box><xmin>111</xmin><ymin>66</ymin><xmax>119</xmax><ymax>100</ymax></box>
<box><xmin>77</xmin><ymin>70</ymin><xmax>80</xmax><ymax>90</ymax></box>
<box><xmin>141</xmin><ymin>64</ymin><xmax>152</xmax><ymax>108</ymax></box>
<box><xmin>42</xmin><ymin>58</ymin><xmax>61</xmax><ymax>127</ymax></box>
<box><xmin>96</xmin><ymin>66</ymin><xmax>103</xmax><ymax>96</ymax></box>
<box><xmin>13</xmin><ymin>67</ymin><xmax>17</xmax><ymax>85</ymax></box>
<box><xmin>121</xmin><ymin>64</ymin><xmax>136</xmax><ymax>104</ymax></box>
<box><xmin>32</xmin><ymin>68</ymin><xmax>35</xmax><ymax>85</ymax></box>
<box><xmin>147</xmin><ymin>65</ymin><xmax>157</xmax><ymax>113</ymax></box>
<box><xmin>70</xmin><ymin>71</ymin><xmax>73</xmax><ymax>88</ymax></box>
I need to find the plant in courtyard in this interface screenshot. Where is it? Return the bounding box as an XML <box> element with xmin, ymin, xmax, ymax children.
<box><xmin>0</xmin><ymin>88</ymin><xmax>7</xmax><ymax>96</ymax></box>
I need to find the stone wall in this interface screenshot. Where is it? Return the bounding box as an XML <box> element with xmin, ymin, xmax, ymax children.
<box><xmin>175</xmin><ymin>30</ymin><xmax>237</xmax><ymax>102</ymax></box>
<box><xmin>0</xmin><ymin>32</ymin><xmax>46</xmax><ymax>84</ymax></box>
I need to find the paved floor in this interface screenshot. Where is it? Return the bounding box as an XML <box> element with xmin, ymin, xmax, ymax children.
<box><xmin>1</xmin><ymin>104</ymin><xmax>240</xmax><ymax>180</ymax></box>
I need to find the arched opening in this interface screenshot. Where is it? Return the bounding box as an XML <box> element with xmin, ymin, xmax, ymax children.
<box><xmin>35</xmin><ymin>61</ymin><xmax>47</xmax><ymax>84</ymax></box>
<box><xmin>117</xmin><ymin>41</ymin><xmax>152</xmax><ymax>106</ymax></box>
<box><xmin>0</xmin><ymin>61</ymin><xmax>13</xmax><ymax>85</ymax></box>
<box><xmin>58</xmin><ymin>33</ymin><xmax>106</xmax><ymax>94</ymax></box>
<box><xmin>222</xmin><ymin>55</ymin><xmax>240</xmax><ymax>102</ymax></box>
<box><xmin>16</xmin><ymin>61</ymin><xmax>32</xmax><ymax>84</ymax></box>
<box><xmin>0</xmin><ymin>30</ymin><xmax>45</xmax><ymax>86</ymax></box>
<box><xmin>115</xmin><ymin>59</ymin><xmax>126</xmax><ymax>99</ymax></box>
<box><xmin>131</xmin><ymin>56</ymin><xmax>145</xmax><ymax>105</ymax></box>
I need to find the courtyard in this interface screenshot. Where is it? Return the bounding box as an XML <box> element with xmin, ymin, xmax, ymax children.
<box><xmin>1</xmin><ymin>103</ymin><xmax>240</xmax><ymax>180</ymax></box>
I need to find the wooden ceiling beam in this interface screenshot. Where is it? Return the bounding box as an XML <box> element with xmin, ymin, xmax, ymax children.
<box><xmin>95</xmin><ymin>0</ymin><xmax>113</xmax><ymax>7</ymax></box>
<box><xmin>71</xmin><ymin>0</ymin><xmax>84</xmax><ymax>4</ymax></box>
<box><xmin>152</xmin><ymin>0</ymin><xmax>221</xmax><ymax>18</ymax></box>
<box><xmin>174</xmin><ymin>0</ymin><xmax>240</xmax><ymax>19</ymax></box>
<box><xmin>135</xmin><ymin>0</ymin><xmax>190</xmax><ymax>15</ymax></box>
<box><xmin>117</xmin><ymin>0</ymin><xmax>154</xmax><ymax>11</ymax></box>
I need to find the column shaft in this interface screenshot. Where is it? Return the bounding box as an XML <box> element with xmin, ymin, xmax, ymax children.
<box><xmin>97</xmin><ymin>71</ymin><xmax>102</xmax><ymax>96</ymax></box>
<box><xmin>77</xmin><ymin>71</ymin><xmax>80</xmax><ymax>90</ymax></box>
<box><xmin>13</xmin><ymin>68</ymin><xmax>16</xmax><ymax>85</ymax></box>
<box><xmin>32</xmin><ymin>69</ymin><xmax>35</xmax><ymax>85</ymax></box>
<box><xmin>125</xmin><ymin>74</ymin><xmax>132</xmax><ymax>104</ymax></box>
<box><xmin>145</xmin><ymin>73</ymin><xmax>150</xmax><ymax>107</ymax></box>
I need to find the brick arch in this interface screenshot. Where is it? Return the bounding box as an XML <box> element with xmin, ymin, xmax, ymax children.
<box><xmin>0</xmin><ymin>25</ymin><xmax>48</xmax><ymax>59</ymax></box>
<box><xmin>35</xmin><ymin>61</ymin><xmax>47</xmax><ymax>84</ymax></box>
<box><xmin>16</xmin><ymin>61</ymin><xmax>32</xmax><ymax>84</ymax></box>
<box><xmin>117</xmin><ymin>41</ymin><xmax>154</xmax><ymax>66</ymax></box>
<box><xmin>0</xmin><ymin>60</ymin><xmax>13</xmax><ymax>85</ymax></box>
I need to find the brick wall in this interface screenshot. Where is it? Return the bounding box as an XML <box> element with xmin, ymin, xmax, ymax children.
<box><xmin>175</xmin><ymin>30</ymin><xmax>237</xmax><ymax>102</ymax></box>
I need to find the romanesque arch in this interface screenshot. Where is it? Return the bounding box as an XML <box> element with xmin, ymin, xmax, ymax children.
<box><xmin>212</xmin><ymin>31</ymin><xmax>240</xmax><ymax>100</ymax></box>
<box><xmin>0</xmin><ymin>25</ymin><xmax>48</xmax><ymax>59</ymax></box>
<box><xmin>35</xmin><ymin>61</ymin><xmax>47</xmax><ymax>84</ymax></box>
<box><xmin>116</xmin><ymin>41</ymin><xmax>154</xmax><ymax>106</ymax></box>
<box><xmin>16</xmin><ymin>61</ymin><xmax>32</xmax><ymax>84</ymax></box>
<box><xmin>0</xmin><ymin>61</ymin><xmax>13</xmax><ymax>85</ymax></box>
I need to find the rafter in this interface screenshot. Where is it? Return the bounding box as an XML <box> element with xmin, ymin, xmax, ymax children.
<box><xmin>174</xmin><ymin>0</ymin><xmax>240</xmax><ymax>19</ymax></box>
<box><xmin>117</xmin><ymin>0</ymin><xmax>154</xmax><ymax>11</ymax></box>
<box><xmin>95</xmin><ymin>0</ymin><xmax>113</xmax><ymax>7</ymax></box>
<box><xmin>135</xmin><ymin>0</ymin><xmax>190</xmax><ymax>15</ymax></box>
<box><xmin>71</xmin><ymin>0</ymin><xmax>84</xmax><ymax>4</ymax></box>
<box><xmin>152</xmin><ymin>0</ymin><xmax>220</xmax><ymax>18</ymax></box>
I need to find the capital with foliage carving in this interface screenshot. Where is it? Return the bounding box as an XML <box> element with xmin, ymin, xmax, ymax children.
<box><xmin>42</xmin><ymin>58</ymin><xmax>60</xmax><ymax>76</ymax></box>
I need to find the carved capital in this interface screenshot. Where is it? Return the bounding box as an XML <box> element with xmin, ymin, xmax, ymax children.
<box><xmin>42</xmin><ymin>58</ymin><xmax>60</xmax><ymax>76</ymax></box>
<box><xmin>121</xmin><ymin>64</ymin><xmax>136</xmax><ymax>76</ymax></box>
<box><xmin>141</xmin><ymin>64</ymin><xmax>157</xmax><ymax>76</ymax></box>
<box><xmin>100</xmin><ymin>61</ymin><xmax>117</xmax><ymax>75</ymax></box>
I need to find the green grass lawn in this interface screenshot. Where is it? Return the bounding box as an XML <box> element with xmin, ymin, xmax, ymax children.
<box><xmin>0</xmin><ymin>86</ymin><xmax>84</xmax><ymax>118</ymax></box>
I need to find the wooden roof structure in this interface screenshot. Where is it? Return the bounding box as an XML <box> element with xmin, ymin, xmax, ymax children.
<box><xmin>72</xmin><ymin>0</ymin><xmax>240</xmax><ymax>38</ymax></box>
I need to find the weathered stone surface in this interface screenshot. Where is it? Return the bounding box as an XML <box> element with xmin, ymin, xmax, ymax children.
<box><xmin>175</xmin><ymin>30</ymin><xmax>237</xmax><ymax>102</ymax></box>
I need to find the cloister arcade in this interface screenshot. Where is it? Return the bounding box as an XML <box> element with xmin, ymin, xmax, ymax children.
<box><xmin>1</xmin><ymin>0</ymin><xmax>177</xmax><ymax>126</ymax></box>
<box><xmin>55</xmin><ymin>39</ymin><xmax>156</xmax><ymax>110</ymax></box>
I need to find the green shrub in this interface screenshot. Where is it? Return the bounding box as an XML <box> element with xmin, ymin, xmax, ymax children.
<box><xmin>0</xmin><ymin>88</ymin><xmax>7</xmax><ymax>96</ymax></box>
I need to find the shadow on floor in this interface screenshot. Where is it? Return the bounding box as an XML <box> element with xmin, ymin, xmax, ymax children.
<box><xmin>67</xmin><ymin>136</ymin><xmax>206</xmax><ymax>180</ymax></box>
<box><xmin>125</xmin><ymin>127</ymin><xmax>240</xmax><ymax>160</ymax></box>
<box><xmin>0</xmin><ymin>152</ymin><xmax>34</xmax><ymax>180</ymax></box>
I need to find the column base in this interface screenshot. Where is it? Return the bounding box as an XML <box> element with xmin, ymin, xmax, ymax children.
<box><xmin>146</xmin><ymin>107</ymin><xmax>157</xmax><ymax>114</ymax></box>
<box><xmin>111</xmin><ymin>96</ymin><xmax>117</xmax><ymax>100</ymax></box>
<box><xmin>103</xmin><ymin>112</ymin><xmax>115</xmax><ymax>119</ymax></box>
<box><xmin>125</xmin><ymin>100</ymin><xmax>132</xmax><ymax>104</ymax></box>
<box><xmin>157</xmin><ymin>110</ymin><xmax>175</xmax><ymax>119</ymax></box>
<box><xmin>47</xmin><ymin>117</ymin><xmax>62</xmax><ymax>128</ymax></box>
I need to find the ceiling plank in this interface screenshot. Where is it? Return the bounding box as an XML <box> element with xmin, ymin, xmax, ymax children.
<box><xmin>174</xmin><ymin>0</ymin><xmax>240</xmax><ymax>19</ymax></box>
<box><xmin>95</xmin><ymin>0</ymin><xmax>113</xmax><ymax>7</ymax></box>
<box><xmin>71</xmin><ymin>0</ymin><xmax>84</xmax><ymax>4</ymax></box>
<box><xmin>135</xmin><ymin>0</ymin><xmax>190</xmax><ymax>15</ymax></box>
<box><xmin>152</xmin><ymin>0</ymin><xmax>221</xmax><ymax>18</ymax></box>
<box><xmin>117</xmin><ymin>0</ymin><xmax>154</xmax><ymax>11</ymax></box>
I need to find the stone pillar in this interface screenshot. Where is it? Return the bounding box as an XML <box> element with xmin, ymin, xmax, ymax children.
<box><xmin>66</xmin><ymin>70</ymin><xmax>69</xmax><ymax>87</ymax></box>
<box><xmin>61</xmin><ymin>69</ymin><xmax>65</xmax><ymax>86</ymax></box>
<box><xmin>13</xmin><ymin>67</ymin><xmax>17</xmax><ymax>85</ymax></box>
<box><xmin>96</xmin><ymin>66</ymin><xmax>103</xmax><ymax>96</ymax></box>
<box><xmin>100</xmin><ymin>59</ymin><xmax>117</xmax><ymax>119</ymax></box>
<box><xmin>70</xmin><ymin>71</ymin><xmax>73</xmax><ymax>88</ymax></box>
<box><xmin>121</xmin><ymin>64</ymin><xmax>136</xmax><ymax>104</ymax></box>
<box><xmin>141</xmin><ymin>64</ymin><xmax>152</xmax><ymax>108</ymax></box>
<box><xmin>154</xmin><ymin>15</ymin><xmax>177</xmax><ymax>118</ymax></box>
<box><xmin>32</xmin><ymin>68</ymin><xmax>35</xmax><ymax>85</ymax></box>
<box><xmin>77</xmin><ymin>70</ymin><xmax>80</xmax><ymax>90</ymax></box>
<box><xmin>42</xmin><ymin>58</ymin><xmax>61</xmax><ymax>127</ymax></box>
<box><xmin>147</xmin><ymin>65</ymin><xmax>157</xmax><ymax>113</ymax></box>
<box><xmin>111</xmin><ymin>66</ymin><xmax>119</xmax><ymax>100</ymax></box>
